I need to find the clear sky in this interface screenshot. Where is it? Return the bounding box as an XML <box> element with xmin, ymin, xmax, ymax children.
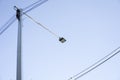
<box><xmin>0</xmin><ymin>0</ymin><xmax>120</xmax><ymax>80</ymax></box>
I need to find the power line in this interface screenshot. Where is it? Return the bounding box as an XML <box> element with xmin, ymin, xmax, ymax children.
<box><xmin>0</xmin><ymin>0</ymin><xmax>48</xmax><ymax>35</ymax></box>
<box><xmin>68</xmin><ymin>47</ymin><xmax>120</xmax><ymax>80</ymax></box>
<box><xmin>23</xmin><ymin>0</ymin><xmax>48</xmax><ymax>13</ymax></box>
<box><xmin>0</xmin><ymin>15</ymin><xmax>16</xmax><ymax>35</ymax></box>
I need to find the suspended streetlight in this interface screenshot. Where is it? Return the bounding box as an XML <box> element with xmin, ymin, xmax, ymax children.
<box><xmin>59</xmin><ymin>37</ymin><xmax>66</xmax><ymax>43</ymax></box>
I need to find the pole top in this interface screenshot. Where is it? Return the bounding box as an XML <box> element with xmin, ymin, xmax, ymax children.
<box><xmin>14</xmin><ymin>6</ymin><xmax>18</xmax><ymax>10</ymax></box>
<box><xmin>14</xmin><ymin>6</ymin><xmax>23</xmax><ymax>11</ymax></box>
<box><xmin>14</xmin><ymin>6</ymin><xmax>23</xmax><ymax>20</ymax></box>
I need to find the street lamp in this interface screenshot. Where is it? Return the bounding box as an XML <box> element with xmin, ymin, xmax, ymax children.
<box><xmin>59</xmin><ymin>37</ymin><xmax>66</xmax><ymax>43</ymax></box>
<box><xmin>23</xmin><ymin>12</ymin><xmax>67</xmax><ymax>43</ymax></box>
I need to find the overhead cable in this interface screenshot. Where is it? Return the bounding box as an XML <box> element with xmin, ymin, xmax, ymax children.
<box><xmin>0</xmin><ymin>0</ymin><xmax>48</xmax><ymax>35</ymax></box>
<box><xmin>23</xmin><ymin>0</ymin><xmax>48</xmax><ymax>13</ymax></box>
<box><xmin>68</xmin><ymin>47</ymin><xmax>120</xmax><ymax>80</ymax></box>
<box><xmin>0</xmin><ymin>15</ymin><xmax>16</xmax><ymax>35</ymax></box>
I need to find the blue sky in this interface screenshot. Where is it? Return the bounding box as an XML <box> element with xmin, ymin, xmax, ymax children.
<box><xmin>0</xmin><ymin>0</ymin><xmax>120</xmax><ymax>80</ymax></box>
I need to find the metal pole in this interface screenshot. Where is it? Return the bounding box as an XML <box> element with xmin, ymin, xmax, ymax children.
<box><xmin>16</xmin><ymin>8</ymin><xmax>22</xmax><ymax>80</ymax></box>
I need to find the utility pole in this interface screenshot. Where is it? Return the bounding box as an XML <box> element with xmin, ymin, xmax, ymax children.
<box><xmin>16</xmin><ymin>8</ymin><xmax>22</xmax><ymax>80</ymax></box>
<box><xmin>14</xmin><ymin>5</ymin><xmax>66</xmax><ymax>80</ymax></box>
<box><xmin>0</xmin><ymin>1</ymin><xmax>66</xmax><ymax>80</ymax></box>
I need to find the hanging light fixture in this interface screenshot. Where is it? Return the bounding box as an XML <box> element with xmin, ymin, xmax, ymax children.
<box><xmin>59</xmin><ymin>37</ymin><xmax>66</xmax><ymax>43</ymax></box>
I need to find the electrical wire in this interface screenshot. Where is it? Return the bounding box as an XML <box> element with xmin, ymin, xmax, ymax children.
<box><xmin>0</xmin><ymin>0</ymin><xmax>47</xmax><ymax>35</ymax></box>
<box><xmin>68</xmin><ymin>47</ymin><xmax>120</xmax><ymax>80</ymax></box>
<box><xmin>23</xmin><ymin>0</ymin><xmax>48</xmax><ymax>13</ymax></box>
<box><xmin>23</xmin><ymin>0</ymin><xmax>43</xmax><ymax>10</ymax></box>
<box><xmin>0</xmin><ymin>15</ymin><xmax>16</xmax><ymax>35</ymax></box>
<box><xmin>23</xmin><ymin>13</ymin><xmax>59</xmax><ymax>38</ymax></box>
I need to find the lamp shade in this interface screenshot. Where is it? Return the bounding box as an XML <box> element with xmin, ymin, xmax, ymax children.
<box><xmin>59</xmin><ymin>37</ymin><xmax>66</xmax><ymax>43</ymax></box>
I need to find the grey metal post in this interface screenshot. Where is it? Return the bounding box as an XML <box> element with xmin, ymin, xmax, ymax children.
<box><xmin>16</xmin><ymin>8</ymin><xmax>22</xmax><ymax>80</ymax></box>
